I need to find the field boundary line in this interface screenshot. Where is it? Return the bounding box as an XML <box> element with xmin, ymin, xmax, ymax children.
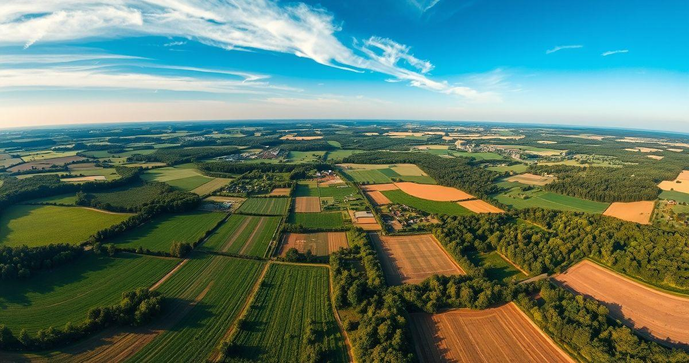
<box><xmin>328</xmin><ymin>264</ymin><xmax>356</xmax><ymax>363</ymax></box>
<box><xmin>514</xmin><ymin>301</ymin><xmax>583</xmax><ymax>362</ymax></box>
<box><xmin>150</xmin><ymin>258</ymin><xmax>189</xmax><ymax>291</ymax></box>
<box><xmin>430</xmin><ymin>234</ymin><xmax>466</xmax><ymax>275</ymax></box>
<box><xmin>237</xmin><ymin>217</ymin><xmax>266</xmax><ymax>255</ymax></box>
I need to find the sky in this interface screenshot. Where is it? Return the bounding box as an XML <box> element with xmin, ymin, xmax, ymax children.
<box><xmin>0</xmin><ymin>0</ymin><xmax>688</xmax><ymax>132</ymax></box>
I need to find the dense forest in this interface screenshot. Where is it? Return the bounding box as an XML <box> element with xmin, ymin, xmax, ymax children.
<box><xmin>0</xmin><ymin>244</ymin><xmax>83</xmax><ymax>280</ymax></box>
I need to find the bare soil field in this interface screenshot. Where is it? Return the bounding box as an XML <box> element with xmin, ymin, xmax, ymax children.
<box><xmin>294</xmin><ymin>196</ymin><xmax>321</xmax><ymax>212</ymax></box>
<box><xmin>280</xmin><ymin>135</ymin><xmax>323</xmax><ymax>140</ymax></box>
<box><xmin>370</xmin><ymin>233</ymin><xmax>464</xmax><ymax>285</ymax></box>
<box><xmin>394</xmin><ymin>182</ymin><xmax>474</xmax><ymax>202</ymax></box>
<box><xmin>269</xmin><ymin>187</ymin><xmax>291</xmax><ymax>196</ymax></box>
<box><xmin>625</xmin><ymin>147</ymin><xmax>662</xmax><ymax>153</ymax></box>
<box><xmin>647</xmin><ymin>155</ymin><xmax>664</xmax><ymax>160</ymax></box>
<box><xmin>366</xmin><ymin>191</ymin><xmax>391</xmax><ymax>205</ymax></box>
<box><xmin>506</xmin><ymin>173</ymin><xmax>555</xmax><ymax>186</ymax></box>
<box><xmin>458</xmin><ymin>199</ymin><xmax>504</xmax><ymax>213</ymax></box>
<box><xmin>409</xmin><ymin>303</ymin><xmax>573</xmax><ymax>363</ymax></box>
<box><xmin>9</xmin><ymin>156</ymin><xmax>86</xmax><ymax>172</ymax></box>
<box><xmin>61</xmin><ymin>175</ymin><xmax>107</xmax><ymax>182</ymax></box>
<box><xmin>279</xmin><ymin>232</ymin><xmax>348</xmax><ymax>256</ymax></box>
<box><xmin>554</xmin><ymin>260</ymin><xmax>689</xmax><ymax>348</ymax></box>
<box><xmin>603</xmin><ymin>201</ymin><xmax>654</xmax><ymax>224</ymax></box>
<box><xmin>658</xmin><ymin>170</ymin><xmax>689</xmax><ymax>194</ymax></box>
<box><xmin>362</xmin><ymin>183</ymin><xmax>398</xmax><ymax>191</ymax></box>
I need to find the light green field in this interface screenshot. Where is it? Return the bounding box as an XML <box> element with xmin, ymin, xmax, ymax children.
<box><xmin>230</xmin><ymin>264</ymin><xmax>348</xmax><ymax>362</ymax></box>
<box><xmin>659</xmin><ymin>190</ymin><xmax>689</xmax><ymax>204</ymax></box>
<box><xmin>108</xmin><ymin>211</ymin><xmax>226</xmax><ymax>252</ymax></box>
<box><xmin>190</xmin><ymin>177</ymin><xmax>231</xmax><ymax>196</ymax></box>
<box><xmin>488</xmin><ymin>164</ymin><xmax>529</xmax><ymax>173</ymax></box>
<box><xmin>327</xmin><ymin>140</ymin><xmax>342</xmax><ymax>148</ymax></box>
<box><xmin>382</xmin><ymin>190</ymin><xmax>472</xmax><ymax>216</ymax></box>
<box><xmin>0</xmin><ymin>205</ymin><xmax>132</xmax><ymax>247</ymax></box>
<box><xmin>238</xmin><ymin>197</ymin><xmax>290</xmax><ymax>215</ymax></box>
<box><xmin>340</xmin><ymin>164</ymin><xmax>436</xmax><ymax>184</ymax></box>
<box><xmin>201</xmin><ymin>214</ymin><xmax>280</xmax><ymax>257</ymax></box>
<box><xmin>288</xmin><ymin>211</ymin><xmax>345</xmax><ymax>229</ymax></box>
<box><xmin>325</xmin><ymin>149</ymin><xmax>361</xmax><ymax>161</ymax></box>
<box><xmin>450</xmin><ymin>151</ymin><xmax>505</xmax><ymax>160</ymax></box>
<box><xmin>25</xmin><ymin>193</ymin><xmax>78</xmax><ymax>205</ymax></box>
<box><xmin>294</xmin><ymin>181</ymin><xmax>320</xmax><ymax>197</ymax></box>
<box><xmin>0</xmin><ymin>253</ymin><xmax>178</xmax><ymax>334</ymax></box>
<box><xmin>467</xmin><ymin>251</ymin><xmax>526</xmax><ymax>282</ymax></box>
<box><xmin>142</xmin><ymin>165</ymin><xmax>213</xmax><ymax>191</ymax></box>
<box><xmin>287</xmin><ymin>151</ymin><xmax>327</xmax><ymax>163</ymax></box>
<box><xmin>130</xmin><ymin>255</ymin><xmax>264</xmax><ymax>363</ymax></box>
<box><xmin>495</xmin><ymin>188</ymin><xmax>609</xmax><ymax>213</ymax></box>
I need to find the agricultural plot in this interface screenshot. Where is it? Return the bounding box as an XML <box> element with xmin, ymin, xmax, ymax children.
<box><xmin>19</xmin><ymin>150</ymin><xmax>78</xmax><ymax>162</ymax></box>
<box><xmin>467</xmin><ymin>251</ymin><xmax>526</xmax><ymax>282</ymax></box>
<box><xmin>457</xmin><ymin>199</ymin><xmax>504</xmax><ymax>213</ymax></box>
<box><xmin>8</xmin><ymin>155</ymin><xmax>86</xmax><ymax>172</ymax></box>
<box><xmin>365</xmin><ymin>190</ymin><xmax>391</xmax><ymax>205</ymax></box>
<box><xmin>294</xmin><ymin>196</ymin><xmax>321</xmax><ymax>212</ymax></box>
<box><xmin>383</xmin><ymin>189</ymin><xmax>473</xmax><ymax>216</ymax></box>
<box><xmin>506</xmin><ymin>173</ymin><xmax>556</xmax><ymax>186</ymax></box>
<box><xmin>269</xmin><ymin>187</ymin><xmax>291</xmax><ymax>196</ymax></box>
<box><xmin>0</xmin><ymin>253</ymin><xmax>178</xmax><ymax>334</ymax></box>
<box><xmin>279</xmin><ymin>232</ymin><xmax>348</xmax><ymax>256</ymax></box>
<box><xmin>450</xmin><ymin>151</ymin><xmax>505</xmax><ymax>160</ymax></box>
<box><xmin>338</xmin><ymin>163</ymin><xmax>436</xmax><ymax>184</ymax></box>
<box><xmin>190</xmin><ymin>177</ymin><xmax>231</xmax><ymax>196</ymax></box>
<box><xmin>286</xmin><ymin>151</ymin><xmax>327</xmax><ymax>163</ymax></box>
<box><xmin>488</xmin><ymin>163</ymin><xmax>529</xmax><ymax>173</ymax></box>
<box><xmin>130</xmin><ymin>255</ymin><xmax>265</xmax><ymax>362</ymax></box>
<box><xmin>295</xmin><ymin>181</ymin><xmax>319</xmax><ymax>197</ymax></box>
<box><xmin>495</xmin><ymin>187</ymin><xmax>609</xmax><ymax>213</ymax></box>
<box><xmin>237</xmin><ymin>197</ymin><xmax>290</xmax><ymax>215</ymax></box>
<box><xmin>410</xmin><ymin>303</ymin><xmax>573</xmax><ymax>363</ymax></box>
<box><xmin>0</xmin><ymin>205</ymin><xmax>132</xmax><ymax>247</ymax></box>
<box><xmin>555</xmin><ymin>260</ymin><xmax>689</xmax><ymax>348</ymax></box>
<box><xmin>603</xmin><ymin>201</ymin><xmax>654</xmax><ymax>224</ymax></box>
<box><xmin>325</xmin><ymin>149</ymin><xmax>362</xmax><ymax>162</ymax></box>
<box><xmin>108</xmin><ymin>211</ymin><xmax>226</xmax><ymax>252</ymax></box>
<box><xmin>141</xmin><ymin>165</ymin><xmax>214</xmax><ymax>191</ymax></box>
<box><xmin>24</xmin><ymin>193</ymin><xmax>77</xmax><ymax>205</ymax></box>
<box><xmin>85</xmin><ymin>182</ymin><xmax>169</xmax><ymax>210</ymax></box>
<box><xmin>201</xmin><ymin>214</ymin><xmax>280</xmax><ymax>257</ymax></box>
<box><xmin>659</xmin><ymin>190</ymin><xmax>689</xmax><ymax>203</ymax></box>
<box><xmin>371</xmin><ymin>233</ymin><xmax>464</xmax><ymax>285</ymax></box>
<box><xmin>0</xmin><ymin>153</ymin><xmax>22</xmax><ymax>168</ymax></box>
<box><xmin>230</xmin><ymin>264</ymin><xmax>348</xmax><ymax>362</ymax></box>
<box><xmin>658</xmin><ymin>170</ymin><xmax>689</xmax><ymax>194</ymax></box>
<box><xmin>288</xmin><ymin>211</ymin><xmax>345</xmax><ymax>229</ymax></box>
<box><xmin>395</xmin><ymin>182</ymin><xmax>473</xmax><ymax>201</ymax></box>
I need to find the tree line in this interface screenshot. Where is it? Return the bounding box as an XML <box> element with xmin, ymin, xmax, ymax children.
<box><xmin>0</xmin><ymin>244</ymin><xmax>83</xmax><ymax>281</ymax></box>
<box><xmin>128</xmin><ymin>146</ymin><xmax>238</xmax><ymax>165</ymax></box>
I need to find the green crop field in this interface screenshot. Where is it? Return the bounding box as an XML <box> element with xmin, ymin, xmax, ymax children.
<box><xmin>87</xmin><ymin>182</ymin><xmax>169</xmax><ymax>210</ymax></box>
<box><xmin>237</xmin><ymin>197</ymin><xmax>290</xmax><ymax>215</ymax></box>
<box><xmin>450</xmin><ymin>151</ymin><xmax>505</xmax><ymax>160</ymax></box>
<box><xmin>660</xmin><ymin>190</ymin><xmax>689</xmax><ymax>204</ymax></box>
<box><xmin>295</xmin><ymin>182</ymin><xmax>319</xmax><ymax>197</ymax></box>
<box><xmin>164</xmin><ymin>175</ymin><xmax>214</xmax><ymax>191</ymax></box>
<box><xmin>141</xmin><ymin>165</ymin><xmax>214</xmax><ymax>191</ymax></box>
<box><xmin>201</xmin><ymin>214</ymin><xmax>280</xmax><ymax>257</ymax></box>
<box><xmin>130</xmin><ymin>254</ymin><xmax>264</xmax><ymax>362</ymax></box>
<box><xmin>24</xmin><ymin>193</ymin><xmax>78</xmax><ymax>205</ymax></box>
<box><xmin>230</xmin><ymin>264</ymin><xmax>347</xmax><ymax>362</ymax></box>
<box><xmin>288</xmin><ymin>211</ymin><xmax>345</xmax><ymax>229</ymax></box>
<box><xmin>319</xmin><ymin>184</ymin><xmax>358</xmax><ymax>201</ymax></box>
<box><xmin>467</xmin><ymin>251</ymin><xmax>526</xmax><ymax>282</ymax></box>
<box><xmin>382</xmin><ymin>190</ymin><xmax>473</xmax><ymax>216</ymax></box>
<box><xmin>341</xmin><ymin>169</ymin><xmax>392</xmax><ymax>184</ymax></box>
<box><xmin>0</xmin><ymin>253</ymin><xmax>178</xmax><ymax>334</ymax></box>
<box><xmin>488</xmin><ymin>164</ymin><xmax>529</xmax><ymax>173</ymax></box>
<box><xmin>108</xmin><ymin>211</ymin><xmax>226</xmax><ymax>252</ymax></box>
<box><xmin>286</xmin><ymin>151</ymin><xmax>327</xmax><ymax>163</ymax></box>
<box><xmin>0</xmin><ymin>205</ymin><xmax>132</xmax><ymax>247</ymax></box>
<box><xmin>495</xmin><ymin>187</ymin><xmax>609</xmax><ymax>213</ymax></box>
<box><xmin>340</xmin><ymin>165</ymin><xmax>436</xmax><ymax>184</ymax></box>
<box><xmin>325</xmin><ymin>149</ymin><xmax>361</xmax><ymax>161</ymax></box>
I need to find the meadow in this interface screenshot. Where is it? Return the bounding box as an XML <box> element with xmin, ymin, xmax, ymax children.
<box><xmin>130</xmin><ymin>255</ymin><xmax>264</xmax><ymax>362</ymax></box>
<box><xmin>201</xmin><ymin>214</ymin><xmax>280</xmax><ymax>257</ymax></box>
<box><xmin>85</xmin><ymin>182</ymin><xmax>169</xmax><ymax>210</ymax></box>
<box><xmin>382</xmin><ymin>190</ymin><xmax>472</xmax><ymax>216</ymax></box>
<box><xmin>325</xmin><ymin>149</ymin><xmax>361</xmax><ymax>162</ymax></box>
<box><xmin>108</xmin><ymin>211</ymin><xmax>226</xmax><ymax>252</ymax></box>
<box><xmin>25</xmin><ymin>193</ymin><xmax>78</xmax><ymax>205</ymax></box>
<box><xmin>495</xmin><ymin>187</ymin><xmax>609</xmax><ymax>213</ymax></box>
<box><xmin>141</xmin><ymin>165</ymin><xmax>214</xmax><ymax>191</ymax></box>
<box><xmin>0</xmin><ymin>205</ymin><xmax>132</xmax><ymax>247</ymax></box>
<box><xmin>237</xmin><ymin>197</ymin><xmax>290</xmax><ymax>215</ymax></box>
<box><xmin>288</xmin><ymin>211</ymin><xmax>345</xmax><ymax>229</ymax></box>
<box><xmin>659</xmin><ymin>190</ymin><xmax>689</xmax><ymax>204</ymax></box>
<box><xmin>488</xmin><ymin>164</ymin><xmax>529</xmax><ymax>173</ymax></box>
<box><xmin>0</xmin><ymin>253</ymin><xmax>178</xmax><ymax>334</ymax></box>
<box><xmin>466</xmin><ymin>251</ymin><xmax>526</xmax><ymax>282</ymax></box>
<box><xmin>230</xmin><ymin>264</ymin><xmax>348</xmax><ymax>362</ymax></box>
<box><xmin>286</xmin><ymin>151</ymin><xmax>327</xmax><ymax>163</ymax></box>
<box><xmin>339</xmin><ymin>164</ymin><xmax>436</xmax><ymax>184</ymax></box>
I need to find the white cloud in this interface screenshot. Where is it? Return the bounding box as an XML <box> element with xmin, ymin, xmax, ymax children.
<box><xmin>602</xmin><ymin>49</ymin><xmax>629</xmax><ymax>56</ymax></box>
<box><xmin>0</xmin><ymin>53</ymin><xmax>145</xmax><ymax>64</ymax></box>
<box><xmin>0</xmin><ymin>0</ymin><xmax>495</xmax><ymax>101</ymax></box>
<box><xmin>163</xmin><ymin>40</ymin><xmax>186</xmax><ymax>47</ymax></box>
<box><xmin>546</xmin><ymin>45</ymin><xmax>583</xmax><ymax>54</ymax></box>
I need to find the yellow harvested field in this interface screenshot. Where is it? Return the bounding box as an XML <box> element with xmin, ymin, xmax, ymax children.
<box><xmin>506</xmin><ymin>173</ymin><xmax>555</xmax><ymax>186</ymax></box>
<box><xmin>61</xmin><ymin>175</ymin><xmax>106</xmax><ymax>182</ymax></box>
<box><xmin>361</xmin><ymin>183</ymin><xmax>398</xmax><ymax>191</ymax></box>
<box><xmin>268</xmin><ymin>188</ymin><xmax>291</xmax><ymax>196</ymax></box>
<box><xmin>279</xmin><ymin>232</ymin><xmax>348</xmax><ymax>256</ymax></box>
<box><xmin>458</xmin><ymin>200</ymin><xmax>504</xmax><ymax>213</ymax></box>
<box><xmin>625</xmin><ymin>147</ymin><xmax>662</xmax><ymax>153</ymax></box>
<box><xmin>391</xmin><ymin>164</ymin><xmax>427</xmax><ymax>176</ymax></box>
<box><xmin>279</xmin><ymin>135</ymin><xmax>323</xmax><ymax>140</ymax></box>
<box><xmin>667</xmin><ymin>148</ymin><xmax>684</xmax><ymax>152</ymax></box>
<box><xmin>554</xmin><ymin>260</ymin><xmax>689</xmax><ymax>348</ymax></box>
<box><xmin>366</xmin><ymin>191</ymin><xmax>391</xmax><ymax>205</ymax></box>
<box><xmin>294</xmin><ymin>196</ymin><xmax>321</xmax><ymax>212</ymax></box>
<box><xmin>603</xmin><ymin>201</ymin><xmax>654</xmax><ymax>224</ymax></box>
<box><xmin>385</xmin><ymin>131</ymin><xmax>425</xmax><ymax>137</ymax></box>
<box><xmin>371</xmin><ymin>233</ymin><xmax>464</xmax><ymax>285</ymax></box>
<box><xmin>410</xmin><ymin>303</ymin><xmax>573</xmax><ymax>363</ymax></box>
<box><xmin>415</xmin><ymin>145</ymin><xmax>449</xmax><ymax>150</ymax></box>
<box><xmin>658</xmin><ymin>170</ymin><xmax>689</xmax><ymax>194</ymax></box>
<box><xmin>394</xmin><ymin>182</ymin><xmax>474</xmax><ymax>202</ymax></box>
<box><xmin>191</xmin><ymin>178</ymin><xmax>231</xmax><ymax>195</ymax></box>
<box><xmin>647</xmin><ymin>155</ymin><xmax>664</xmax><ymax>160</ymax></box>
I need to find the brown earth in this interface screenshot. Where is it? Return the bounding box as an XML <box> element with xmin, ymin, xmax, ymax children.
<box><xmin>366</xmin><ymin>191</ymin><xmax>391</xmax><ymax>205</ymax></box>
<box><xmin>370</xmin><ymin>233</ymin><xmax>464</xmax><ymax>285</ymax></box>
<box><xmin>279</xmin><ymin>232</ymin><xmax>348</xmax><ymax>256</ymax></box>
<box><xmin>61</xmin><ymin>175</ymin><xmax>106</xmax><ymax>182</ymax></box>
<box><xmin>457</xmin><ymin>199</ymin><xmax>504</xmax><ymax>214</ymax></box>
<box><xmin>9</xmin><ymin>156</ymin><xmax>86</xmax><ymax>172</ymax></box>
<box><xmin>658</xmin><ymin>170</ymin><xmax>689</xmax><ymax>194</ymax></box>
<box><xmin>394</xmin><ymin>182</ymin><xmax>474</xmax><ymax>202</ymax></box>
<box><xmin>506</xmin><ymin>173</ymin><xmax>555</xmax><ymax>186</ymax></box>
<box><xmin>554</xmin><ymin>260</ymin><xmax>689</xmax><ymax>348</ymax></box>
<box><xmin>269</xmin><ymin>188</ymin><xmax>291</xmax><ymax>196</ymax></box>
<box><xmin>361</xmin><ymin>183</ymin><xmax>398</xmax><ymax>192</ymax></box>
<box><xmin>294</xmin><ymin>196</ymin><xmax>321</xmax><ymax>212</ymax></box>
<box><xmin>603</xmin><ymin>201</ymin><xmax>654</xmax><ymax>224</ymax></box>
<box><xmin>409</xmin><ymin>303</ymin><xmax>573</xmax><ymax>363</ymax></box>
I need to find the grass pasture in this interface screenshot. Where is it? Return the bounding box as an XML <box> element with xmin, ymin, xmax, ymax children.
<box><xmin>0</xmin><ymin>205</ymin><xmax>132</xmax><ymax>247</ymax></box>
<box><xmin>201</xmin><ymin>214</ymin><xmax>280</xmax><ymax>257</ymax></box>
<box><xmin>286</xmin><ymin>151</ymin><xmax>327</xmax><ymax>163</ymax></box>
<box><xmin>288</xmin><ymin>211</ymin><xmax>345</xmax><ymax>229</ymax></box>
<box><xmin>108</xmin><ymin>211</ymin><xmax>226</xmax><ymax>252</ymax></box>
<box><xmin>660</xmin><ymin>190</ymin><xmax>689</xmax><ymax>204</ymax></box>
<box><xmin>86</xmin><ymin>182</ymin><xmax>169</xmax><ymax>211</ymax></box>
<box><xmin>190</xmin><ymin>177</ymin><xmax>231</xmax><ymax>196</ymax></box>
<box><xmin>339</xmin><ymin>163</ymin><xmax>436</xmax><ymax>184</ymax></box>
<box><xmin>382</xmin><ymin>190</ymin><xmax>472</xmax><ymax>216</ymax></box>
<box><xmin>237</xmin><ymin>197</ymin><xmax>290</xmax><ymax>215</ymax></box>
<box><xmin>325</xmin><ymin>149</ymin><xmax>361</xmax><ymax>162</ymax></box>
<box><xmin>130</xmin><ymin>255</ymin><xmax>264</xmax><ymax>362</ymax></box>
<box><xmin>467</xmin><ymin>251</ymin><xmax>526</xmax><ymax>282</ymax></box>
<box><xmin>0</xmin><ymin>253</ymin><xmax>178</xmax><ymax>334</ymax></box>
<box><xmin>230</xmin><ymin>264</ymin><xmax>348</xmax><ymax>362</ymax></box>
<box><xmin>141</xmin><ymin>165</ymin><xmax>214</xmax><ymax>191</ymax></box>
<box><xmin>495</xmin><ymin>187</ymin><xmax>609</xmax><ymax>213</ymax></box>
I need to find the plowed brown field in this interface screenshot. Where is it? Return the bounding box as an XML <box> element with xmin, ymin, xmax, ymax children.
<box><xmin>366</xmin><ymin>191</ymin><xmax>391</xmax><ymax>205</ymax></box>
<box><xmin>279</xmin><ymin>232</ymin><xmax>348</xmax><ymax>256</ymax></box>
<box><xmin>394</xmin><ymin>182</ymin><xmax>474</xmax><ymax>202</ymax></box>
<box><xmin>458</xmin><ymin>199</ymin><xmax>504</xmax><ymax>213</ymax></box>
<box><xmin>409</xmin><ymin>303</ymin><xmax>573</xmax><ymax>363</ymax></box>
<box><xmin>361</xmin><ymin>183</ymin><xmax>399</xmax><ymax>191</ymax></box>
<box><xmin>294</xmin><ymin>196</ymin><xmax>321</xmax><ymax>212</ymax></box>
<box><xmin>370</xmin><ymin>233</ymin><xmax>463</xmax><ymax>285</ymax></box>
<box><xmin>269</xmin><ymin>188</ymin><xmax>291</xmax><ymax>196</ymax></box>
<box><xmin>554</xmin><ymin>260</ymin><xmax>689</xmax><ymax>348</ymax></box>
<box><xmin>603</xmin><ymin>201</ymin><xmax>654</xmax><ymax>224</ymax></box>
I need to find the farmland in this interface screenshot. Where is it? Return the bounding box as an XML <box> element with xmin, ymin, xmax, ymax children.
<box><xmin>383</xmin><ymin>189</ymin><xmax>473</xmax><ymax>216</ymax></box>
<box><xmin>410</xmin><ymin>303</ymin><xmax>573</xmax><ymax>363</ymax></box>
<box><xmin>338</xmin><ymin>163</ymin><xmax>436</xmax><ymax>184</ymax></box>
<box><xmin>25</xmin><ymin>193</ymin><xmax>78</xmax><ymax>205</ymax></box>
<box><xmin>506</xmin><ymin>173</ymin><xmax>556</xmax><ymax>186</ymax></box>
<box><xmin>141</xmin><ymin>165</ymin><xmax>214</xmax><ymax>191</ymax></box>
<box><xmin>201</xmin><ymin>214</ymin><xmax>280</xmax><ymax>257</ymax></box>
<box><xmin>288</xmin><ymin>211</ymin><xmax>345</xmax><ymax>229</ymax></box>
<box><xmin>371</xmin><ymin>233</ymin><xmax>464</xmax><ymax>285</ymax></box>
<box><xmin>0</xmin><ymin>205</ymin><xmax>132</xmax><ymax>247</ymax></box>
<box><xmin>554</xmin><ymin>260</ymin><xmax>689</xmax><ymax>348</ymax></box>
<box><xmin>108</xmin><ymin>211</ymin><xmax>226</xmax><ymax>252</ymax></box>
<box><xmin>394</xmin><ymin>182</ymin><xmax>474</xmax><ymax>201</ymax></box>
<box><xmin>130</xmin><ymin>255</ymin><xmax>264</xmax><ymax>362</ymax></box>
<box><xmin>603</xmin><ymin>201</ymin><xmax>655</xmax><ymax>224</ymax></box>
<box><xmin>294</xmin><ymin>196</ymin><xmax>321</xmax><ymax>212</ymax></box>
<box><xmin>495</xmin><ymin>187</ymin><xmax>610</xmax><ymax>213</ymax></box>
<box><xmin>457</xmin><ymin>199</ymin><xmax>504</xmax><ymax>213</ymax></box>
<box><xmin>190</xmin><ymin>177</ymin><xmax>231</xmax><ymax>196</ymax></box>
<box><xmin>237</xmin><ymin>197</ymin><xmax>290</xmax><ymax>215</ymax></box>
<box><xmin>0</xmin><ymin>253</ymin><xmax>178</xmax><ymax>334</ymax></box>
<box><xmin>84</xmin><ymin>182</ymin><xmax>169</xmax><ymax>210</ymax></box>
<box><xmin>467</xmin><ymin>251</ymin><xmax>526</xmax><ymax>282</ymax></box>
<box><xmin>279</xmin><ymin>232</ymin><xmax>348</xmax><ymax>256</ymax></box>
<box><xmin>229</xmin><ymin>264</ymin><xmax>348</xmax><ymax>362</ymax></box>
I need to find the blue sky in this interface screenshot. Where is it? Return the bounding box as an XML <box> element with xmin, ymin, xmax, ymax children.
<box><xmin>0</xmin><ymin>0</ymin><xmax>687</xmax><ymax>131</ymax></box>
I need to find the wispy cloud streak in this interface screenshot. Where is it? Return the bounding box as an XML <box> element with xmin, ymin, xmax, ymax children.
<box><xmin>602</xmin><ymin>49</ymin><xmax>629</xmax><ymax>56</ymax></box>
<box><xmin>546</xmin><ymin>45</ymin><xmax>583</xmax><ymax>54</ymax></box>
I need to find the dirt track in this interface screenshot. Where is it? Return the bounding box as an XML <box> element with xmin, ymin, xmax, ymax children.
<box><xmin>394</xmin><ymin>182</ymin><xmax>474</xmax><ymax>202</ymax></box>
<box><xmin>457</xmin><ymin>199</ymin><xmax>504</xmax><ymax>213</ymax></box>
<box><xmin>409</xmin><ymin>303</ymin><xmax>573</xmax><ymax>363</ymax></box>
<box><xmin>294</xmin><ymin>196</ymin><xmax>321</xmax><ymax>212</ymax></box>
<box><xmin>603</xmin><ymin>201</ymin><xmax>654</xmax><ymax>224</ymax></box>
<box><xmin>554</xmin><ymin>260</ymin><xmax>689</xmax><ymax>348</ymax></box>
<box><xmin>370</xmin><ymin>233</ymin><xmax>463</xmax><ymax>285</ymax></box>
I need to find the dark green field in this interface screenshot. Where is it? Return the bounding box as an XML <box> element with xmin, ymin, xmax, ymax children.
<box><xmin>237</xmin><ymin>197</ymin><xmax>290</xmax><ymax>215</ymax></box>
<box><xmin>201</xmin><ymin>214</ymin><xmax>280</xmax><ymax>257</ymax></box>
<box><xmin>85</xmin><ymin>182</ymin><xmax>168</xmax><ymax>210</ymax></box>
<box><xmin>467</xmin><ymin>251</ymin><xmax>527</xmax><ymax>282</ymax></box>
<box><xmin>382</xmin><ymin>189</ymin><xmax>472</xmax><ymax>216</ymax></box>
<box><xmin>288</xmin><ymin>211</ymin><xmax>345</xmax><ymax>229</ymax></box>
